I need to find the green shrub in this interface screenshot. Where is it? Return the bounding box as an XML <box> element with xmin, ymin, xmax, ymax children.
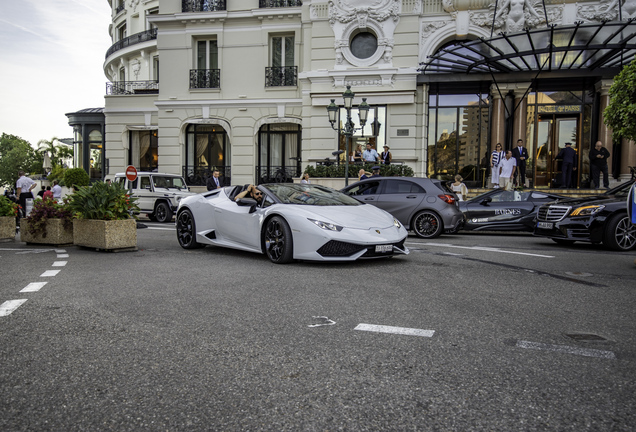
<box><xmin>25</xmin><ymin>197</ymin><xmax>73</xmax><ymax>238</ymax></box>
<box><xmin>63</xmin><ymin>168</ymin><xmax>90</xmax><ymax>188</ymax></box>
<box><xmin>47</xmin><ymin>165</ymin><xmax>66</xmax><ymax>185</ymax></box>
<box><xmin>0</xmin><ymin>196</ymin><xmax>19</xmax><ymax>217</ymax></box>
<box><xmin>304</xmin><ymin>163</ymin><xmax>414</xmax><ymax>179</ymax></box>
<box><xmin>66</xmin><ymin>181</ymin><xmax>140</xmax><ymax>220</ymax></box>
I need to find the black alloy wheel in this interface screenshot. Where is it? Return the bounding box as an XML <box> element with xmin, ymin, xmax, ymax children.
<box><xmin>176</xmin><ymin>210</ymin><xmax>203</xmax><ymax>249</ymax></box>
<box><xmin>412</xmin><ymin>210</ymin><xmax>443</xmax><ymax>239</ymax></box>
<box><xmin>264</xmin><ymin>216</ymin><xmax>294</xmax><ymax>264</ymax></box>
<box><xmin>155</xmin><ymin>202</ymin><xmax>173</xmax><ymax>223</ymax></box>
<box><xmin>603</xmin><ymin>213</ymin><xmax>636</xmax><ymax>251</ymax></box>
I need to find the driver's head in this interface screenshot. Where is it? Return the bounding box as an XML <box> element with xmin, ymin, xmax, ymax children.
<box><xmin>251</xmin><ymin>187</ymin><xmax>263</xmax><ymax>202</ymax></box>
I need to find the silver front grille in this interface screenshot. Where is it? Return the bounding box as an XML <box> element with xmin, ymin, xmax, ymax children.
<box><xmin>537</xmin><ymin>205</ymin><xmax>571</xmax><ymax>222</ymax></box>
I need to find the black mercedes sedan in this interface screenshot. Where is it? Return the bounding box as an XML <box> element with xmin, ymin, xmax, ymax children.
<box><xmin>533</xmin><ymin>180</ymin><xmax>636</xmax><ymax>251</ymax></box>
<box><xmin>459</xmin><ymin>189</ymin><xmax>563</xmax><ymax>232</ymax></box>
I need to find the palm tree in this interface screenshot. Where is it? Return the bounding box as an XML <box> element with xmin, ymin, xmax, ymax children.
<box><xmin>37</xmin><ymin>137</ymin><xmax>73</xmax><ymax>168</ymax></box>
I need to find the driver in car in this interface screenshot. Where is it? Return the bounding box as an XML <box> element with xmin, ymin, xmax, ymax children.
<box><xmin>235</xmin><ymin>184</ymin><xmax>263</xmax><ymax>203</ymax></box>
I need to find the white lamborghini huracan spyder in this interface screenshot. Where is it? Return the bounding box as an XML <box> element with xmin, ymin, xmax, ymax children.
<box><xmin>175</xmin><ymin>183</ymin><xmax>409</xmax><ymax>264</ymax></box>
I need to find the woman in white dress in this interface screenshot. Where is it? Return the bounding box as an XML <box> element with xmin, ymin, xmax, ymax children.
<box><xmin>300</xmin><ymin>173</ymin><xmax>311</xmax><ymax>184</ymax></box>
<box><xmin>490</xmin><ymin>143</ymin><xmax>504</xmax><ymax>188</ymax></box>
<box><xmin>451</xmin><ymin>175</ymin><xmax>468</xmax><ymax>201</ymax></box>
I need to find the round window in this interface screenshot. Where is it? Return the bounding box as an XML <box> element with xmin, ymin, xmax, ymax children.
<box><xmin>350</xmin><ymin>32</ymin><xmax>378</xmax><ymax>60</ymax></box>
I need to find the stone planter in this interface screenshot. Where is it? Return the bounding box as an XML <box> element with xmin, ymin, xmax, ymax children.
<box><xmin>0</xmin><ymin>216</ymin><xmax>16</xmax><ymax>240</ymax></box>
<box><xmin>73</xmin><ymin>218</ymin><xmax>137</xmax><ymax>251</ymax></box>
<box><xmin>20</xmin><ymin>219</ymin><xmax>73</xmax><ymax>245</ymax></box>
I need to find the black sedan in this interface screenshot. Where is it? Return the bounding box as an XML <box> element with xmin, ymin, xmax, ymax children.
<box><xmin>459</xmin><ymin>189</ymin><xmax>563</xmax><ymax>232</ymax></box>
<box><xmin>533</xmin><ymin>180</ymin><xmax>636</xmax><ymax>251</ymax></box>
<box><xmin>341</xmin><ymin>177</ymin><xmax>464</xmax><ymax>239</ymax></box>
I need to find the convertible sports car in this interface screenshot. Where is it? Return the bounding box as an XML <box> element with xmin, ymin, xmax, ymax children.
<box><xmin>459</xmin><ymin>189</ymin><xmax>563</xmax><ymax>232</ymax></box>
<box><xmin>175</xmin><ymin>183</ymin><xmax>409</xmax><ymax>263</ymax></box>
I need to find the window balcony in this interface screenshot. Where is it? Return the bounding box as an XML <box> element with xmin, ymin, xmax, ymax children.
<box><xmin>106</xmin><ymin>28</ymin><xmax>157</xmax><ymax>59</ymax></box>
<box><xmin>265</xmin><ymin>66</ymin><xmax>297</xmax><ymax>87</ymax></box>
<box><xmin>183</xmin><ymin>166</ymin><xmax>231</xmax><ymax>186</ymax></box>
<box><xmin>115</xmin><ymin>3</ymin><xmax>125</xmax><ymax>14</ymax></box>
<box><xmin>182</xmin><ymin>0</ymin><xmax>226</xmax><ymax>12</ymax></box>
<box><xmin>259</xmin><ymin>0</ymin><xmax>302</xmax><ymax>7</ymax></box>
<box><xmin>190</xmin><ymin>69</ymin><xmax>221</xmax><ymax>89</ymax></box>
<box><xmin>106</xmin><ymin>80</ymin><xmax>159</xmax><ymax>95</ymax></box>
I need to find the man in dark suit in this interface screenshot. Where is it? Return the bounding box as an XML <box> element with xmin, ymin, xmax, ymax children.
<box><xmin>511</xmin><ymin>139</ymin><xmax>529</xmax><ymax>187</ymax></box>
<box><xmin>206</xmin><ymin>169</ymin><xmax>223</xmax><ymax>191</ymax></box>
<box><xmin>557</xmin><ymin>142</ymin><xmax>577</xmax><ymax>188</ymax></box>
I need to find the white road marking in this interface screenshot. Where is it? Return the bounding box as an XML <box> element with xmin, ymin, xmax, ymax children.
<box><xmin>0</xmin><ymin>299</ymin><xmax>28</xmax><ymax>317</ymax></box>
<box><xmin>355</xmin><ymin>323</ymin><xmax>435</xmax><ymax>338</ymax></box>
<box><xmin>52</xmin><ymin>261</ymin><xmax>67</xmax><ymax>267</ymax></box>
<box><xmin>408</xmin><ymin>242</ymin><xmax>554</xmax><ymax>258</ymax></box>
<box><xmin>20</xmin><ymin>282</ymin><xmax>48</xmax><ymax>293</ymax></box>
<box><xmin>57</xmin><ymin>254</ymin><xmax>69</xmax><ymax>258</ymax></box>
<box><xmin>40</xmin><ymin>270</ymin><xmax>60</xmax><ymax>277</ymax></box>
<box><xmin>516</xmin><ymin>340</ymin><xmax>616</xmax><ymax>359</ymax></box>
<box><xmin>308</xmin><ymin>316</ymin><xmax>336</xmax><ymax>327</ymax></box>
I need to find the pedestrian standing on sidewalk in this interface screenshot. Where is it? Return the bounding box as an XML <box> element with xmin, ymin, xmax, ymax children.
<box><xmin>498</xmin><ymin>151</ymin><xmax>517</xmax><ymax>191</ymax></box>
<box><xmin>589</xmin><ymin>141</ymin><xmax>610</xmax><ymax>189</ymax></box>
<box><xmin>16</xmin><ymin>170</ymin><xmax>36</xmax><ymax>218</ymax></box>
<box><xmin>490</xmin><ymin>143</ymin><xmax>504</xmax><ymax>188</ymax></box>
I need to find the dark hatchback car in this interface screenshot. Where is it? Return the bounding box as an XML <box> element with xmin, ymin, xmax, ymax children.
<box><xmin>534</xmin><ymin>180</ymin><xmax>636</xmax><ymax>251</ymax></box>
<box><xmin>341</xmin><ymin>177</ymin><xmax>464</xmax><ymax>238</ymax></box>
<box><xmin>459</xmin><ymin>189</ymin><xmax>563</xmax><ymax>232</ymax></box>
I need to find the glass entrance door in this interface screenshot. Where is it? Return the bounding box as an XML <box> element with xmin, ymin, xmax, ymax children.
<box><xmin>533</xmin><ymin>115</ymin><xmax>578</xmax><ymax>188</ymax></box>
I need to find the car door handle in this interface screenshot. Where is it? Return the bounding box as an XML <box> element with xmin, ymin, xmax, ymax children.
<box><xmin>364</xmin><ymin>197</ymin><xmax>375</xmax><ymax>201</ymax></box>
<box><xmin>406</xmin><ymin>195</ymin><xmax>417</xmax><ymax>199</ymax></box>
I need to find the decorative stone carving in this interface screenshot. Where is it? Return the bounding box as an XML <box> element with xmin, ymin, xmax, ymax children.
<box><xmin>494</xmin><ymin>0</ymin><xmax>543</xmax><ymax>32</ymax></box>
<box><xmin>578</xmin><ymin>0</ymin><xmax>636</xmax><ymax>21</ymax></box>
<box><xmin>469</xmin><ymin>1</ymin><xmax>559</xmax><ymax>32</ymax></box>
<box><xmin>328</xmin><ymin>0</ymin><xmax>400</xmax><ymax>68</ymax></box>
<box><xmin>421</xmin><ymin>21</ymin><xmax>450</xmax><ymax>40</ymax></box>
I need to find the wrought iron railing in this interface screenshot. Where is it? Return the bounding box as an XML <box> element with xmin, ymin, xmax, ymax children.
<box><xmin>259</xmin><ymin>0</ymin><xmax>302</xmax><ymax>7</ymax></box>
<box><xmin>256</xmin><ymin>165</ymin><xmax>301</xmax><ymax>184</ymax></box>
<box><xmin>182</xmin><ymin>0</ymin><xmax>226</xmax><ymax>12</ymax></box>
<box><xmin>190</xmin><ymin>69</ymin><xmax>221</xmax><ymax>89</ymax></box>
<box><xmin>106</xmin><ymin>28</ymin><xmax>157</xmax><ymax>58</ymax></box>
<box><xmin>106</xmin><ymin>80</ymin><xmax>159</xmax><ymax>95</ymax></box>
<box><xmin>115</xmin><ymin>3</ymin><xmax>125</xmax><ymax>14</ymax></box>
<box><xmin>183</xmin><ymin>166</ymin><xmax>231</xmax><ymax>187</ymax></box>
<box><xmin>265</xmin><ymin>66</ymin><xmax>298</xmax><ymax>87</ymax></box>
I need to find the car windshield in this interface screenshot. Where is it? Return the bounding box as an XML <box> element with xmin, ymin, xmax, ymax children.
<box><xmin>153</xmin><ymin>176</ymin><xmax>187</xmax><ymax>190</ymax></box>
<box><xmin>264</xmin><ymin>184</ymin><xmax>361</xmax><ymax>206</ymax></box>
<box><xmin>604</xmin><ymin>180</ymin><xmax>634</xmax><ymax>198</ymax></box>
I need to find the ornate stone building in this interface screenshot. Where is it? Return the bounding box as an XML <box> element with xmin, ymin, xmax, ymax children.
<box><xmin>84</xmin><ymin>0</ymin><xmax>634</xmax><ymax>188</ymax></box>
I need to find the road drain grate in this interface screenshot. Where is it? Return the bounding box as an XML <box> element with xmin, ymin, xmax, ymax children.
<box><xmin>564</xmin><ymin>333</ymin><xmax>608</xmax><ymax>342</ymax></box>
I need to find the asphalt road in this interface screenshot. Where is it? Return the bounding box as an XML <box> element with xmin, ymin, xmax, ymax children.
<box><xmin>1</xmin><ymin>223</ymin><xmax>635</xmax><ymax>431</ymax></box>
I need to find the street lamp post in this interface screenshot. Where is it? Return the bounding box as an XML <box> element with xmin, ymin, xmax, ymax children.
<box><xmin>327</xmin><ymin>86</ymin><xmax>370</xmax><ymax>186</ymax></box>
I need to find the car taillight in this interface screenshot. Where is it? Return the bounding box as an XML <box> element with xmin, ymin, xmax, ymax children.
<box><xmin>438</xmin><ymin>194</ymin><xmax>456</xmax><ymax>205</ymax></box>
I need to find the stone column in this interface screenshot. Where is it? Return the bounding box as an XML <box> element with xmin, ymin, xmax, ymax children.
<box><xmin>512</xmin><ymin>85</ymin><xmax>529</xmax><ymax>146</ymax></box>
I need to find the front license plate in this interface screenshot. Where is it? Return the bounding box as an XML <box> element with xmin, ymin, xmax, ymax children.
<box><xmin>537</xmin><ymin>221</ymin><xmax>553</xmax><ymax>229</ymax></box>
<box><xmin>375</xmin><ymin>245</ymin><xmax>393</xmax><ymax>253</ymax></box>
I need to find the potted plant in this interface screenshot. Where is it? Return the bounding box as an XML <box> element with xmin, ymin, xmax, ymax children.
<box><xmin>66</xmin><ymin>181</ymin><xmax>140</xmax><ymax>251</ymax></box>
<box><xmin>0</xmin><ymin>195</ymin><xmax>19</xmax><ymax>239</ymax></box>
<box><xmin>20</xmin><ymin>197</ymin><xmax>73</xmax><ymax>245</ymax></box>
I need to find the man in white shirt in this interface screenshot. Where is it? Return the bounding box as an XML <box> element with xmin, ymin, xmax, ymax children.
<box><xmin>16</xmin><ymin>170</ymin><xmax>37</xmax><ymax>217</ymax></box>
<box><xmin>52</xmin><ymin>180</ymin><xmax>62</xmax><ymax>199</ymax></box>
<box><xmin>362</xmin><ymin>143</ymin><xmax>379</xmax><ymax>163</ymax></box>
<box><xmin>498</xmin><ymin>151</ymin><xmax>517</xmax><ymax>191</ymax></box>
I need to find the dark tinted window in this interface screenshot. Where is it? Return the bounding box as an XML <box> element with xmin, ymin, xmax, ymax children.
<box><xmin>345</xmin><ymin>181</ymin><xmax>381</xmax><ymax>196</ymax></box>
<box><xmin>383</xmin><ymin>180</ymin><xmax>425</xmax><ymax>194</ymax></box>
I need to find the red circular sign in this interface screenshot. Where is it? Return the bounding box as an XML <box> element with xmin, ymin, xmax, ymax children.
<box><xmin>125</xmin><ymin>165</ymin><xmax>138</xmax><ymax>182</ymax></box>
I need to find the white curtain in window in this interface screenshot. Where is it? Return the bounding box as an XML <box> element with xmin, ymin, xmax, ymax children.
<box><xmin>131</xmin><ymin>132</ymin><xmax>141</xmax><ymax>167</ymax></box>
<box><xmin>196</xmin><ymin>134</ymin><xmax>208</xmax><ymax>165</ymax></box>
<box><xmin>285</xmin><ymin>132</ymin><xmax>297</xmax><ymax>162</ymax></box>
<box><xmin>140</xmin><ymin>132</ymin><xmax>150</xmax><ymax>160</ymax></box>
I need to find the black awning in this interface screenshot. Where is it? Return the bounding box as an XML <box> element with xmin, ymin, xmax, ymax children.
<box><xmin>419</xmin><ymin>21</ymin><xmax>636</xmax><ymax>75</ymax></box>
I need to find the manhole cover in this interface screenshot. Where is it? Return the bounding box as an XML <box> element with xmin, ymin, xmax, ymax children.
<box><xmin>564</xmin><ymin>332</ymin><xmax>607</xmax><ymax>342</ymax></box>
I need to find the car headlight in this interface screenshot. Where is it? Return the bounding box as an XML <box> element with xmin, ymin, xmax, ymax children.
<box><xmin>393</xmin><ymin>218</ymin><xmax>402</xmax><ymax>229</ymax></box>
<box><xmin>308</xmin><ymin>218</ymin><xmax>343</xmax><ymax>232</ymax></box>
<box><xmin>570</xmin><ymin>205</ymin><xmax>605</xmax><ymax>216</ymax></box>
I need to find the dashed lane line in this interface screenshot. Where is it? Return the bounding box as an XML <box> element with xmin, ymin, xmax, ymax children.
<box><xmin>516</xmin><ymin>340</ymin><xmax>616</xmax><ymax>359</ymax></box>
<box><xmin>20</xmin><ymin>282</ymin><xmax>48</xmax><ymax>293</ymax></box>
<box><xmin>52</xmin><ymin>261</ymin><xmax>67</xmax><ymax>267</ymax></box>
<box><xmin>0</xmin><ymin>300</ymin><xmax>28</xmax><ymax>317</ymax></box>
<box><xmin>406</xmin><ymin>242</ymin><xmax>554</xmax><ymax>258</ymax></box>
<box><xmin>40</xmin><ymin>270</ymin><xmax>61</xmax><ymax>277</ymax></box>
<box><xmin>355</xmin><ymin>323</ymin><xmax>435</xmax><ymax>338</ymax></box>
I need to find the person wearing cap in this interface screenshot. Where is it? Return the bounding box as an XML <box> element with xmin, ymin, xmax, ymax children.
<box><xmin>362</xmin><ymin>143</ymin><xmax>379</xmax><ymax>163</ymax></box>
<box><xmin>557</xmin><ymin>142</ymin><xmax>577</xmax><ymax>188</ymax></box>
<box><xmin>380</xmin><ymin>145</ymin><xmax>392</xmax><ymax>165</ymax></box>
<box><xmin>370</xmin><ymin>166</ymin><xmax>382</xmax><ymax>177</ymax></box>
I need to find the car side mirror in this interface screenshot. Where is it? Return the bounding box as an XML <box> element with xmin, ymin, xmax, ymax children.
<box><xmin>480</xmin><ymin>197</ymin><xmax>492</xmax><ymax>206</ymax></box>
<box><xmin>237</xmin><ymin>197</ymin><xmax>258</xmax><ymax>213</ymax></box>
